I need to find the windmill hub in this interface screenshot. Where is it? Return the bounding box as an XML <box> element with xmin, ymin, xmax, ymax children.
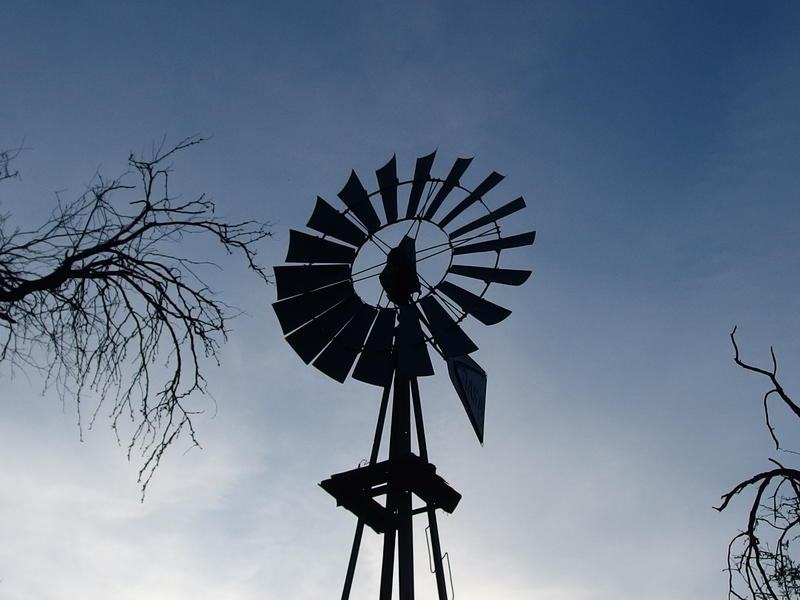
<box><xmin>351</xmin><ymin>219</ymin><xmax>451</xmax><ymax>307</ymax></box>
<box><xmin>379</xmin><ymin>236</ymin><xmax>421</xmax><ymax>305</ymax></box>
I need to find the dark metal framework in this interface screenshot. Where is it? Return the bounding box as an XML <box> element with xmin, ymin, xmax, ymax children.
<box><xmin>272</xmin><ymin>153</ymin><xmax>534</xmax><ymax>599</ymax></box>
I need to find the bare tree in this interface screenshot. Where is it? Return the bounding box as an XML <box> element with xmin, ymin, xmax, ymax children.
<box><xmin>0</xmin><ymin>136</ymin><xmax>271</xmax><ymax>493</ymax></box>
<box><xmin>716</xmin><ymin>327</ymin><xmax>800</xmax><ymax>599</ymax></box>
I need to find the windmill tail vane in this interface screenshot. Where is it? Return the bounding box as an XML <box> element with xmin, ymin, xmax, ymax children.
<box><xmin>271</xmin><ymin>152</ymin><xmax>534</xmax><ymax>599</ymax></box>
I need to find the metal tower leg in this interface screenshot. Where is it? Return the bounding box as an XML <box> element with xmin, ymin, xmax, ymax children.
<box><xmin>342</xmin><ymin>383</ymin><xmax>392</xmax><ymax>600</ymax></box>
<box><xmin>341</xmin><ymin>521</ymin><xmax>364</xmax><ymax>600</ymax></box>
<box><xmin>411</xmin><ymin>378</ymin><xmax>448</xmax><ymax>600</ymax></box>
<box><xmin>426</xmin><ymin>509</ymin><xmax>449</xmax><ymax>600</ymax></box>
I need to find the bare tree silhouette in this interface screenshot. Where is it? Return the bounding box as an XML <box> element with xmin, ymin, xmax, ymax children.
<box><xmin>717</xmin><ymin>327</ymin><xmax>800</xmax><ymax>599</ymax></box>
<box><xmin>0</xmin><ymin>136</ymin><xmax>271</xmax><ymax>493</ymax></box>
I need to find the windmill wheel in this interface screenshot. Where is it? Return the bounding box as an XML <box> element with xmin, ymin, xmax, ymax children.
<box><xmin>272</xmin><ymin>152</ymin><xmax>535</xmax><ymax>388</ymax></box>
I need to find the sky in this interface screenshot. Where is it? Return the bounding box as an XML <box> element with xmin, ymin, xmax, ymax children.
<box><xmin>2</xmin><ymin>1</ymin><xmax>800</xmax><ymax>599</ymax></box>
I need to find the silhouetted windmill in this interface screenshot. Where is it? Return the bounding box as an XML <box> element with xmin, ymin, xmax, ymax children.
<box><xmin>272</xmin><ymin>152</ymin><xmax>534</xmax><ymax>599</ymax></box>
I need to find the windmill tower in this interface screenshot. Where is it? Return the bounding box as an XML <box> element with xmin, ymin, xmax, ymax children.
<box><xmin>272</xmin><ymin>153</ymin><xmax>534</xmax><ymax>599</ymax></box>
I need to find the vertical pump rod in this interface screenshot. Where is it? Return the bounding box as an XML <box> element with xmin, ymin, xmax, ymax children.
<box><xmin>388</xmin><ymin>371</ymin><xmax>414</xmax><ymax>598</ymax></box>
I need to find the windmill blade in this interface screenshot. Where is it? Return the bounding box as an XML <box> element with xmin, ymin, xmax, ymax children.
<box><xmin>313</xmin><ymin>303</ymin><xmax>378</xmax><ymax>382</ymax></box>
<box><xmin>338</xmin><ymin>170</ymin><xmax>381</xmax><ymax>233</ymax></box>
<box><xmin>307</xmin><ymin>197</ymin><xmax>367</xmax><ymax>247</ymax></box>
<box><xmin>352</xmin><ymin>308</ymin><xmax>397</xmax><ymax>386</ymax></box>
<box><xmin>448</xmin><ymin>197</ymin><xmax>525</xmax><ymax>240</ymax></box>
<box><xmin>448</xmin><ymin>264</ymin><xmax>532</xmax><ymax>286</ymax></box>
<box><xmin>286</xmin><ymin>230</ymin><xmax>357</xmax><ymax>264</ymax></box>
<box><xmin>376</xmin><ymin>155</ymin><xmax>399</xmax><ymax>224</ymax></box>
<box><xmin>423</xmin><ymin>157</ymin><xmax>473</xmax><ymax>221</ymax></box>
<box><xmin>452</xmin><ymin>231</ymin><xmax>536</xmax><ymax>256</ymax></box>
<box><xmin>285</xmin><ymin>296</ymin><xmax>359</xmax><ymax>363</ymax></box>
<box><xmin>395</xmin><ymin>304</ymin><xmax>434</xmax><ymax>377</ymax></box>
<box><xmin>419</xmin><ymin>295</ymin><xmax>478</xmax><ymax>358</ymax></box>
<box><xmin>437</xmin><ymin>171</ymin><xmax>505</xmax><ymax>229</ymax></box>
<box><xmin>272</xmin><ymin>280</ymin><xmax>355</xmax><ymax>334</ymax></box>
<box><xmin>274</xmin><ymin>264</ymin><xmax>351</xmax><ymax>300</ymax></box>
<box><xmin>436</xmin><ymin>280</ymin><xmax>511</xmax><ymax>325</ymax></box>
<box><xmin>406</xmin><ymin>151</ymin><xmax>436</xmax><ymax>219</ymax></box>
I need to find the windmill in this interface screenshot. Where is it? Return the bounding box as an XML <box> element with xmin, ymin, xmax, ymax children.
<box><xmin>272</xmin><ymin>152</ymin><xmax>534</xmax><ymax>599</ymax></box>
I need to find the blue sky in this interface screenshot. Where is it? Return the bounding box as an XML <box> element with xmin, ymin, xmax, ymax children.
<box><xmin>2</xmin><ymin>2</ymin><xmax>800</xmax><ymax>599</ymax></box>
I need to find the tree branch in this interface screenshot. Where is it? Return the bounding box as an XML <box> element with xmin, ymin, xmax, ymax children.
<box><xmin>0</xmin><ymin>136</ymin><xmax>272</xmax><ymax>497</ymax></box>
<box><xmin>719</xmin><ymin>328</ymin><xmax>800</xmax><ymax>599</ymax></box>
